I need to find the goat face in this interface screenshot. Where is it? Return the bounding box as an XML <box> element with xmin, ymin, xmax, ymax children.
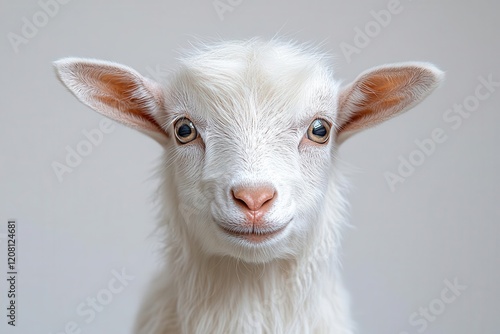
<box><xmin>163</xmin><ymin>46</ymin><xmax>338</xmax><ymax>262</ymax></box>
<box><xmin>54</xmin><ymin>40</ymin><xmax>443</xmax><ymax>263</ymax></box>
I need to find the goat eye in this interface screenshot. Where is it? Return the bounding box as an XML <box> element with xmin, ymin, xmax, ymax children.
<box><xmin>174</xmin><ymin>118</ymin><xmax>198</xmax><ymax>144</ymax></box>
<box><xmin>307</xmin><ymin>119</ymin><xmax>331</xmax><ymax>144</ymax></box>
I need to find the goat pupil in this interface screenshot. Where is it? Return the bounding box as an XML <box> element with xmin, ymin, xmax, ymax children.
<box><xmin>178</xmin><ymin>124</ymin><xmax>192</xmax><ymax>137</ymax></box>
<box><xmin>312</xmin><ymin>121</ymin><xmax>327</xmax><ymax>137</ymax></box>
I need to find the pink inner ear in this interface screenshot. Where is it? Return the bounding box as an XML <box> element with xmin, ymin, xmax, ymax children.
<box><xmin>77</xmin><ymin>63</ymin><xmax>167</xmax><ymax>137</ymax></box>
<box><xmin>95</xmin><ymin>94</ymin><xmax>166</xmax><ymax>135</ymax></box>
<box><xmin>336</xmin><ymin>65</ymin><xmax>440</xmax><ymax>141</ymax></box>
<box><xmin>341</xmin><ymin>94</ymin><xmax>407</xmax><ymax>134</ymax></box>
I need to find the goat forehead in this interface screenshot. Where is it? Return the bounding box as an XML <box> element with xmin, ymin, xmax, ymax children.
<box><xmin>174</xmin><ymin>67</ymin><xmax>336</xmax><ymax>131</ymax></box>
<box><xmin>173</xmin><ymin>41</ymin><xmax>337</xmax><ymax>124</ymax></box>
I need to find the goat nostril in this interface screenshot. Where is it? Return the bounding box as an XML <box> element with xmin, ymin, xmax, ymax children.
<box><xmin>232</xmin><ymin>192</ymin><xmax>248</xmax><ymax>208</ymax></box>
<box><xmin>231</xmin><ymin>186</ymin><xmax>276</xmax><ymax>212</ymax></box>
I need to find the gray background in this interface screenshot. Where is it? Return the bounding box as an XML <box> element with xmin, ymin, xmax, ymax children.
<box><xmin>1</xmin><ymin>0</ymin><xmax>499</xmax><ymax>333</ymax></box>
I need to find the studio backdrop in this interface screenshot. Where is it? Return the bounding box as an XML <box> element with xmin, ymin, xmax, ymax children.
<box><xmin>0</xmin><ymin>0</ymin><xmax>498</xmax><ymax>333</ymax></box>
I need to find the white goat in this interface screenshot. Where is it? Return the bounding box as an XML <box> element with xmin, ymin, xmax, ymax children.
<box><xmin>54</xmin><ymin>39</ymin><xmax>443</xmax><ymax>334</ymax></box>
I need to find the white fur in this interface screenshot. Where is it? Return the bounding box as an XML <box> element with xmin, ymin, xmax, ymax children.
<box><xmin>54</xmin><ymin>38</ymin><xmax>443</xmax><ymax>334</ymax></box>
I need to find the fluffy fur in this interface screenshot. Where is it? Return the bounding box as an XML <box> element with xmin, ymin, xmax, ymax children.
<box><xmin>54</xmin><ymin>39</ymin><xmax>443</xmax><ymax>334</ymax></box>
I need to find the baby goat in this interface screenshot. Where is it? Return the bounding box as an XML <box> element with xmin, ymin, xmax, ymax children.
<box><xmin>55</xmin><ymin>39</ymin><xmax>443</xmax><ymax>334</ymax></box>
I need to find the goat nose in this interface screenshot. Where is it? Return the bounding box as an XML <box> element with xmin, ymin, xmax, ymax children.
<box><xmin>231</xmin><ymin>186</ymin><xmax>276</xmax><ymax>212</ymax></box>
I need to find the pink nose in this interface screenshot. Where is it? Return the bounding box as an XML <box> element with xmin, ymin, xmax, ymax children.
<box><xmin>231</xmin><ymin>186</ymin><xmax>276</xmax><ymax>224</ymax></box>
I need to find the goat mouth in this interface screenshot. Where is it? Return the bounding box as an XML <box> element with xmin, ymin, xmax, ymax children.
<box><xmin>218</xmin><ymin>223</ymin><xmax>289</xmax><ymax>243</ymax></box>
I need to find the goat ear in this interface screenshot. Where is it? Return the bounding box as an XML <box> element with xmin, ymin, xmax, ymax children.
<box><xmin>54</xmin><ymin>58</ymin><xmax>168</xmax><ymax>144</ymax></box>
<box><xmin>336</xmin><ymin>62</ymin><xmax>444</xmax><ymax>144</ymax></box>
